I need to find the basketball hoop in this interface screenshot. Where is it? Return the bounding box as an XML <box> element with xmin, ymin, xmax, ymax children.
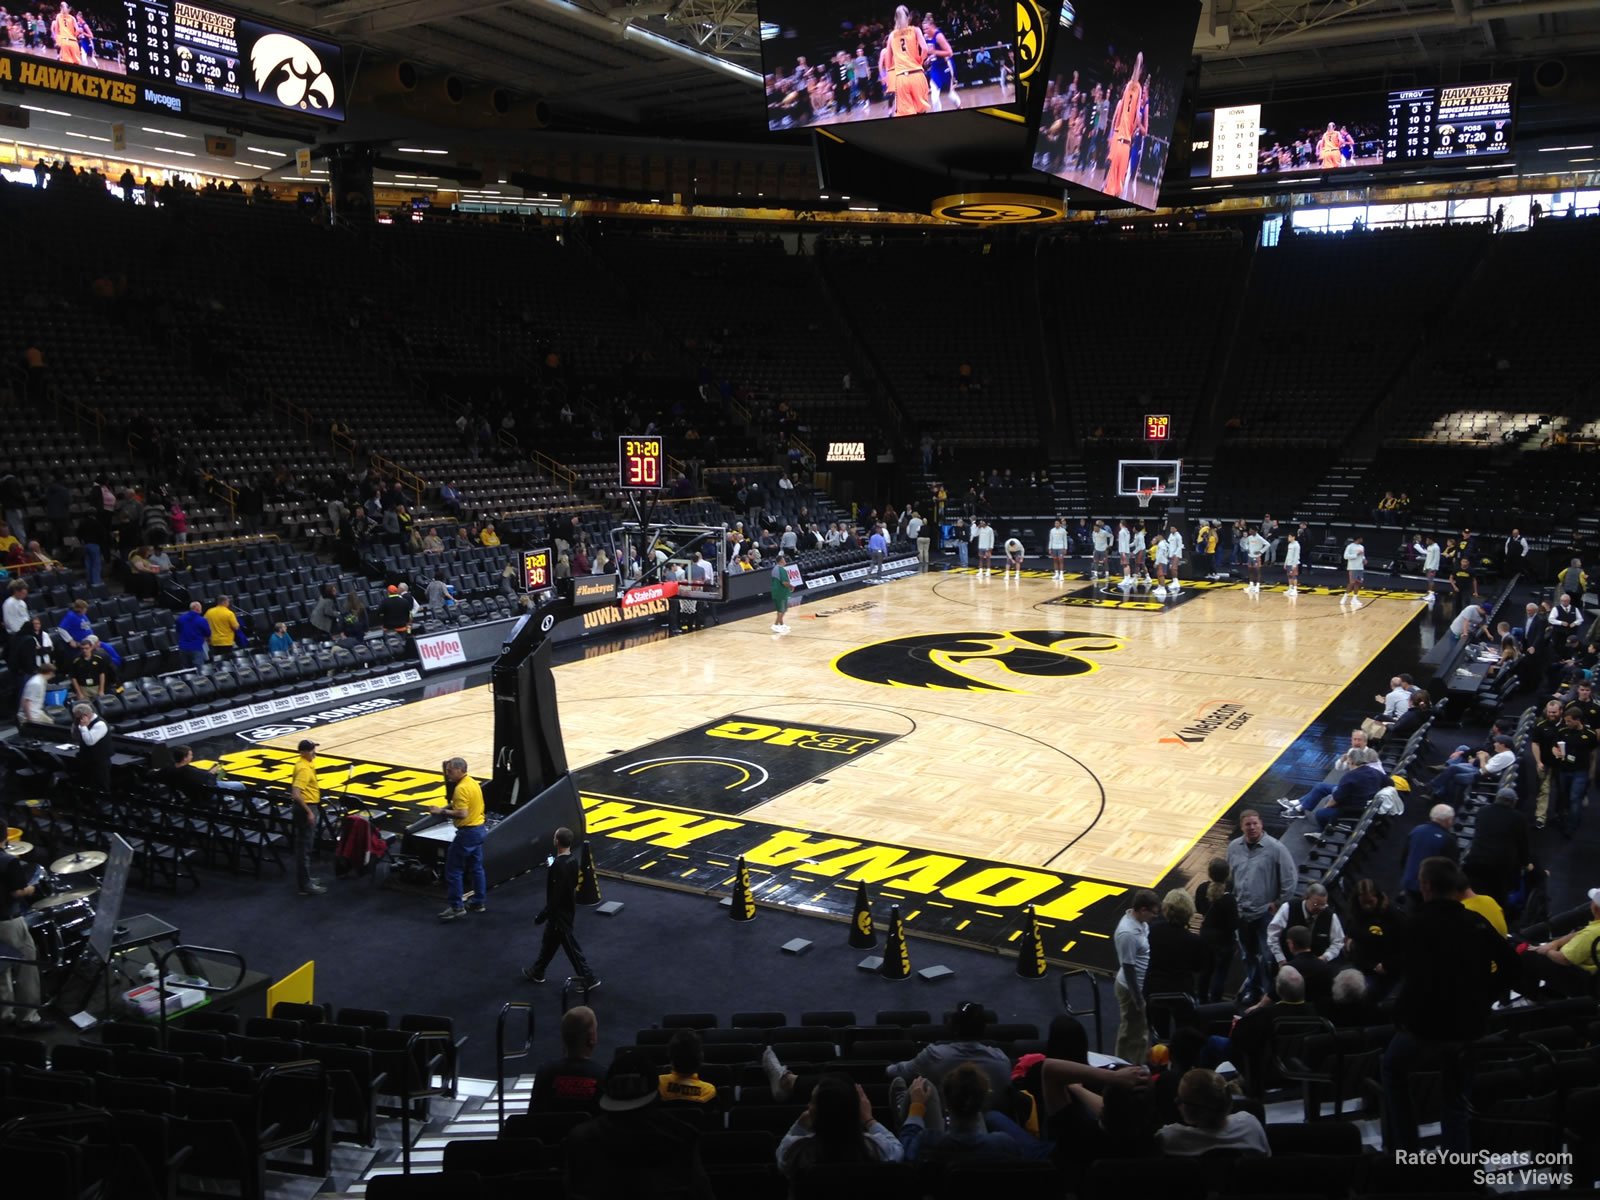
<box><xmin>1137</xmin><ymin>489</ymin><xmax>1155</xmax><ymax>509</ymax></box>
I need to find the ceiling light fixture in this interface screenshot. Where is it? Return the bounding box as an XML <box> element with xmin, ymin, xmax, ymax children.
<box><xmin>141</xmin><ymin>127</ymin><xmax>188</xmax><ymax>138</ymax></box>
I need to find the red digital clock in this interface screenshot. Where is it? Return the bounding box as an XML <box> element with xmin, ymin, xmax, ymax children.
<box><xmin>619</xmin><ymin>435</ymin><xmax>665</xmax><ymax>490</ymax></box>
<box><xmin>1144</xmin><ymin>414</ymin><xmax>1171</xmax><ymax>442</ymax></box>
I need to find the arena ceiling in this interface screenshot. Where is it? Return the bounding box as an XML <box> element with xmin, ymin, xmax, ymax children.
<box><xmin>229</xmin><ymin>0</ymin><xmax>1600</xmax><ymax>135</ymax></box>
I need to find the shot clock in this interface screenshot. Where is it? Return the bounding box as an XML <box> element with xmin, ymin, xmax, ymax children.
<box><xmin>521</xmin><ymin>547</ymin><xmax>554</xmax><ymax>596</ymax></box>
<box><xmin>619</xmin><ymin>435</ymin><xmax>665</xmax><ymax>490</ymax></box>
<box><xmin>1144</xmin><ymin>414</ymin><xmax>1171</xmax><ymax>443</ymax></box>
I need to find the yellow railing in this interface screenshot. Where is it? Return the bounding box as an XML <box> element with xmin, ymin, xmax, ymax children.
<box><xmin>170</xmin><ymin>531</ymin><xmax>280</xmax><ymax>564</ymax></box>
<box><xmin>372</xmin><ymin>454</ymin><xmax>427</xmax><ymax>505</ymax></box>
<box><xmin>530</xmin><ymin>447</ymin><xmax>579</xmax><ymax>494</ymax></box>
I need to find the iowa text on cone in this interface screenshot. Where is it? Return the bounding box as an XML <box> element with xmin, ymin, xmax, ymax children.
<box><xmin>729</xmin><ymin>855</ymin><xmax>756</xmax><ymax>921</ymax></box>
<box><xmin>880</xmin><ymin>903</ymin><xmax>910</xmax><ymax>980</ymax></box>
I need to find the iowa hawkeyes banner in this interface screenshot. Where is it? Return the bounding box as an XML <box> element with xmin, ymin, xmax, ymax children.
<box><xmin>572</xmin><ymin>715</ymin><xmax>901</xmax><ymax>816</ymax></box>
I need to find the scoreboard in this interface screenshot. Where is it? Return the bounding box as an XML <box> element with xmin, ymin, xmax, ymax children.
<box><xmin>1386</xmin><ymin>83</ymin><xmax>1513</xmax><ymax>163</ymax></box>
<box><xmin>521</xmin><ymin>547</ymin><xmax>554</xmax><ymax>596</ymax></box>
<box><xmin>619</xmin><ymin>435</ymin><xmax>665</xmax><ymax>490</ymax></box>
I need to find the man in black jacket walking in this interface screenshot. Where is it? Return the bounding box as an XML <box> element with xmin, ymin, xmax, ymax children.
<box><xmin>522</xmin><ymin>827</ymin><xmax>599</xmax><ymax>989</ymax></box>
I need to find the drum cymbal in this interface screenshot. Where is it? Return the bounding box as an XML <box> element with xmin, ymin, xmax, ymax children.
<box><xmin>4</xmin><ymin>840</ymin><xmax>32</xmax><ymax>857</ymax></box>
<box><xmin>33</xmin><ymin>887</ymin><xmax>97</xmax><ymax>910</ymax></box>
<box><xmin>50</xmin><ymin>850</ymin><xmax>108</xmax><ymax>874</ymax></box>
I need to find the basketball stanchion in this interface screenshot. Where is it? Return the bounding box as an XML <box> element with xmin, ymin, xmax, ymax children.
<box><xmin>727</xmin><ymin>856</ymin><xmax>756</xmax><ymax>922</ymax></box>
<box><xmin>1015</xmin><ymin>905</ymin><xmax>1048</xmax><ymax>980</ymax></box>
<box><xmin>849</xmin><ymin>880</ymin><xmax>876</xmax><ymax>948</ymax></box>
<box><xmin>880</xmin><ymin>904</ymin><xmax>911</xmax><ymax>980</ymax></box>
<box><xmin>575</xmin><ymin>840</ymin><xmax>601</xmax><ymax>905</ymax></box>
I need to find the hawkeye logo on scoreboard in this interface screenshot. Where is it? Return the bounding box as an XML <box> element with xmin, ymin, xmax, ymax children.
<box><xmin>1016</xmin><ymin>1</ymin><xmax>1047</xmax><ymax>82</ymax></box>
<box><xmin>932</xmin><ymin>192</ymin><xmax>1064</xmax><ymax>225</ymax></box>
<box><xmin>832</xmin><ymin>629</ymin><xmax>1123</xmax><ymax>694</ymax></box>
<box><xmin>1160</xmin><ymin>702</ymin><xmax>1253</xmax><ymax>746</ymax></box>
<box><xmin>248</xmin><ymin>33</ymin><xmax>337</xmax><ymax>113</ymax></box>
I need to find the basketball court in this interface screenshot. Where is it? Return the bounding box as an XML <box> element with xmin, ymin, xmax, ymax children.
<box><xmin>214</xmin><ymin>560</ymin><xmax>1428</xmax><ymax>969</ymax></box>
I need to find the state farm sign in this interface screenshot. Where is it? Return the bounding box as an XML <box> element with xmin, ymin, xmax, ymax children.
<box><xmin>415</xmin><ymin>630</ymin><xmax>467</xmax><ymax>671</ymax></box>
<box><xmin>621</xmin><ymin>580</ymin><xmax>679</xmax><ymax>608</ymax></box>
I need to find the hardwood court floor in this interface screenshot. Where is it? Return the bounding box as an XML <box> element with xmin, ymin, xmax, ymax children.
<box><xmin>267</xmin><ymin>571</ymin><xmax>1425</xmax><ymax>888</ymax></box>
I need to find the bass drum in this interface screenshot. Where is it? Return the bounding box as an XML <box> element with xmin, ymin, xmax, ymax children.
<box><xmin>24</xmin><ymin>897</ymin><xmax>95</xmax><ymax>970</ymax></box>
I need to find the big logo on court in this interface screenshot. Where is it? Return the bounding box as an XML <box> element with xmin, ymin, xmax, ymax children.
<box><xmin>832</xmin><ymin>630</ymin><xmax>1124</xmax><ymax>693</ymax></box>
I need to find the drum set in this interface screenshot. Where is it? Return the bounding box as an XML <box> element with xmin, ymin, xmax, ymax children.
<box><xmin>6</xmin><ymin>831</ymin><xmax>106</xmax><ymax>974</ymax></box>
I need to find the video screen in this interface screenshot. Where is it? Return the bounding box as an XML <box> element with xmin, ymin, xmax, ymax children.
<box><xmin>1</xmin><ymin>1</ymin><xmax>129</xmax><ymax>74</ymax></box>
<box><xmin>1255</xmin><ymin>96</ymin><xmax>1385</xmax><ymax>175</ymax></box>
<box><xmin>759</xmin><ymin>2</ymin><xmax>1016</xmax><ymax>131</ymax></box>
<box><xmin>1030</xmin><ymin>0</ymin><xmax>1201</xmax><ymax>208</ymax></box>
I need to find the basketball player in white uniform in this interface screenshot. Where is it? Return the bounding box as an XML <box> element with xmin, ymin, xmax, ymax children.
<box><xmin>975</xmin><ymin>519</ymin><xmax>995</xmax><ymax>579</ymax></box>
<box><xmin>1092</xmin><ymin>521</ymin><xmax>1112</xmax><ymax>581</ymax></box>
<box><xmin>1047</xmin><ymin>518</ymin><xmax>1069</xmax><ymax>581</ymax></box>
<box><xmin>1116</xmin><ymin>521</ymin><xmax>1132</xmax><ymax>584</ymax></box>
<box><xmin>1243</xmin><ymin>527</ymin><xmax>1270</xmax><ymax>593</ymax></box>
<box><xmin>1282</xmin><ymin>532</ymin><xmax>1301</xmax><ymax>596</ymax></box>
<box><xmin>1003</xmin><ymin>535</ymin><xmax>1026</xmax><ymax>580</ymax></box>
<box><xmin>1153</xmin><ymin>536</ymin><xmax>1171</xmax><ymax>598</ymax></box>
<box><xmin>1342</xmin><ymin>536</ymin><xmax>1366</xmax><ymax>609</ymax></box>
<box><xmin>1130</xmin><ymin>523</ymin><xmax>1149</xmax><ymax>584</ymax></box>
<box><xmin>1165</xmin><ymin>525</ymin><xmax>1184</xmax><ymax>593</ymax></box>
<box><xmin>1414</xmin><ymin>534</ymin><xmax>1441</xmax><ymax>602</ymax></box>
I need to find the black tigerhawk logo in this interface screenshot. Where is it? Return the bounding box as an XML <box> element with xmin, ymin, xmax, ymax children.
<box><xmin>832</xmin><ymin>629</ymin><xmax>1124</xmax><ymax>693</ymax></box>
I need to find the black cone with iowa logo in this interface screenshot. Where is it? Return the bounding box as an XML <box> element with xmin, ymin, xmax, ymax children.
<box><xmin>880</xmin><ymin>904</ymin><xmax>911</xmax><ymax>980</ymax></box>
<box><xmin>849</xmin><ymin>880</ymin><xmax>876</xmax><ymax>949</ymax></box>
<box><xmin>1016</xmin><ymin>905</ymin><xmax>1047</xmax><ymax>979</ymax></box>
<box><xmin>728</xmin><ymin>855</ymin><xmax>756</xmax><ymax>922</ymax></box>
<box><xmin>575</xmin><ymin>840</ymin><xmax>601</xmax><ymax>905</ymax></box>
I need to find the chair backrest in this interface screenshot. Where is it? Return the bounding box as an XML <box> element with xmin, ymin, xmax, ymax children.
<box><xmin>367</xmin><ymin>1171</ymin><xmax>485</xmax><ymax>1200</ymax></box>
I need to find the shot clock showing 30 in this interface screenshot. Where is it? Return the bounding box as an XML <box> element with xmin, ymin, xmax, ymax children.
<box><xmin>619</xmin><ymin>435</ymin><xmax>665</xmax><ymax>490</ymax></box>
<box><xmin>1145</xmin><ymin>414</ymin><xmax>1171</xmax><ymax>442</ymax></box>
<box><xmin>521</xmin><ymin>547</ymin><xmax>554</xmax><ymax>597</ymax></box>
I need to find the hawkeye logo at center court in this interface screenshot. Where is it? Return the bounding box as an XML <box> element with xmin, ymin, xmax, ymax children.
<box><xmin>1160</xmin><ymin>702</ymin><xmax>1253</xmax><ymax>746</ymax></box>
<box><xmin>832</xmin><ymin>629</ymin><xmax>1124</xmax><ymax>693</ymax></box>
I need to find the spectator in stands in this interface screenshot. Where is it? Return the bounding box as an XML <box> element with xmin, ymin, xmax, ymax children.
<box><xmin>1268</xmin><ymin>882</ymin><xmax>1344</xmax><ymax>969</ymax></box>
<box><xmin>1</xmin><ymin>847</ymin><xmax>52</xmax><ymax>1031</ymax></box>
<box><xmin>778</xmin><ymin>1072</ymin><xmax>903</xmax><ymax>1177</ymax></box>
<box><xmin>1155</xmin><ymin>1068</ymin><xmax>1268</xmax><ymax>1156</ymax></box>
<box><xmin>1325</xmin><ymin>968</ymin><xmax>1376</xmax><ymax>1028</ymax></box>
<box><xmin>1274</xmin><ymin>729</ymin><xmax>1369</xmax><ymax>819</ymax></box>
<box><xmin>16</xmin><ymin>661</ymin><xmax>56</xmax><ymax>727</ymax></box>
<box><xmin>1292</xmin><ymin>747</ymin><xmax>1390</xmax><ymax>836</ymax></box>
<box><xmin>160</xmin><ymin>745</ymin><xmax>245</xmax><ymax>801</ymax></box>
<box><xmin>57</xmin><ymin>601</ymin><xmax>117</xmax><ymax>672</ymax></box>
<box><xmin>175</xmin><ymin>601</ymin><xmax>210</xmax><ymax>670</ymax></box>
<box><xmin>204</xmin><ymin>595</ymin><xmax>244</xmax><ymax>655</ymax></box>
<box><xmin>376</xmin><ymin>585</ymin><xmax>409</xmax><ymax>633</ymax></box>
<box><xmin>1430</xmin><ymin>734</ymin><xmax>1515</xmax><ymax>810</ymax></box>
<box><xmin>268</xmin><ymin>623</ymin><xmax>295</xmax><ymax>654</ymax></box>
<box><xmin>426</xmin><ymin>571</ymin><xmax>453</xmax><ymax>617</ymax></box>
<box><xmin>1205</xmin><ymin>964</ymin><xmax>1310</xmax><ymax>1080</ymax></box>
<box><xmin>7</xmin><ymin>615</ymin><xmax>57</xmax><ymax>688</ymax></box>
<box><xmin>169</xmin><ymin>497</ymin><xmax>188</xmax><ymax>544</ymax></box>
<box><xmin>73</xmin><ymin>510</ymin><xmax>102</xmax><ymax>587</ymax></box>
<box><xmin>529</xmin><ymin>1005</ymin><xmax>604</xmax><ymax>1114</ymax></box>
<box><xmin>657</xmin><ymin>1029</ymin><xmax>719</xmax><ymax>1106</ymax></box>
<box><xmin>0</xmin><ymin>473</ymin><xmax>25</xmax><ymax>544</ymax></box>
<box><xmin>308</xmin><ymin>586</ymin><xmax>339</xmax><ymax>640</ymax></box>
<box><xmin>1448</xmin><ymin>602</ymin><xmax>1486</xmax><ymax>640</ymax></box>
<box><xmin>1372</xmin><ymin>492</ymin><xmax>1399</xmax><ymax>525</ymax></box>
<box><xmin>1503</xmin><ymin>528</ymin><xmax>1529</xmax><ymax>573</ymax></box>
<box><xmin>479</xmin><ymin>522</ymin><xmax>501</xmax><ymax>548</ymax></box>
<box><xmin>1449</xmin><ymin>557</ymin><xmax>1477</xmax><ymax>602</ymax></box>
<box><xmin>126</xmin><ymin>544</ymin><xmax>167</xmax><ymax>600</ymax></box>
<box><xmin>1375</xmin><ymin>674</ymin><xmax>1413</xmax><ymax>719</ymax></box>
<box><xmin>1462</xmin><ymin>787</ymin><xmax>1530</xmax><ymax>907</ymax></box>
<box><xmin>1385</xmin><ymin>688</ymin><xmax>1432</xmax><ymax>740</ymax></box>
<box><xmin>1145</xmin><ymin>888</ymin><xmax>1209</xmax><ymax>1000</ymax></box>
<box><xmin>1227</xmin><ymin>810</ymin><xmax>1297</xmax><ymax>1005</ymax></box>
<box><xmin>1345</xmin><ymin>879</ymin><xmax>1404</xmax><ymax>998</ymax></box>
<box><xmin>896</xmin><ymin>1065</ymin><xmax>1042</xmax><ymax>1163</ymax></box>
<box><xmin>72</xmin><ymin>702</ymin><xmax>112</xmax><ymax>792</ymax></box>
<box><xmin>1520</xmin><ymin>886</ymin><xmax>1600</xmax><ymax>997</ymax></box>
<box><xmin>1550</xmin><ymin>592</ymin><xmax>1584</xmax><ymax>637</ymax></box>
<box><xmin>1195</xmin><ymin>858</ymin><xmax>1237</xmax><ymax>1002</ymax></box>
<box><xmin>421</xmin><ymin>529</ymin><xmax>444</xmax><ymax>554</ymax></box>
<box><xmin>566</xmin><ymin>1049</ymin><xmax>713</xmax><ymax>1199</ymax></box>
<box><xmin>879</xmin><ymin>1001</ymin><xmax>1012</xmax><ymax>1095</ymax></box>
<box><xmin>1114</xmin><ymin>890</ymin><xmax>1160</xmax><ymax>1063</ymax></box>
<box><xmin>1401</xmin><ymin>804</ymin><xmax>1458</xmax><ymax>907</ymax></box>
<box><xmin>110</xmin><ymin>488</ymin><xmax>143</xmax><ymax>552</ymax></box>
<box><xmin>1558</xmin><ymin>558</ymin><xmax>1587</xmax><ymax>603</ymax></box>
<box><xmin>2</xmin><ymin>581</ymin><xmax>27</xmax><ymax>636</ymax></box>
<box><xmin>66</xmin><ymin>640</ymin><xmax>109</xmax><ymax>701</ymax></box>
<box><xmin>1382</xmin><ymin>857</ymin><xmax>1518</xmax><ymax>1152</ymax></box>
<box><xmin>1549</xmin><ymin>703</ymin><xmax>1597</xmax><ymax>838</ymax></box>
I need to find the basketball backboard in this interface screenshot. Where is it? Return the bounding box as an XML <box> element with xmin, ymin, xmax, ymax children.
<box><xmin>1116</xmin><ymin>459</ymin><xmax>1182</xmax><ymax>497</ymax></box>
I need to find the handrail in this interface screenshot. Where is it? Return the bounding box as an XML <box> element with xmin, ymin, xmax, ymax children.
<box><xmin>1058</xmin><ymin>967</ymin><xmax>1106</xmax><ymax>1056</ymax></box>
<box><xmin>153</xmin><ymin>943</ymin><xmax>248</xmax><ymax>1048</ymax></box>
<box><xmin>495</xmin><ymin>1000</ymin><xmax>536</xmax><ymax>1130</ymax></box>
<box><xmin>394</xmin><ymin>1029</ymin><xmax>453</xmax><ymax>1172</ymax></box>
<box><xmin>530</xmin><ymin>447</ymin><xmax>578</xmax><ymax>494</ymax></box>
<box><xmin>369</xmin><ymin>453</ymin><xmax>427</xmax><ymax>504</ymax></box>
